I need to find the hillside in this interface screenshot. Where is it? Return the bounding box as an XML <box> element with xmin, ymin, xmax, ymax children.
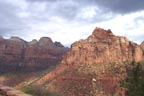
<box><xmin>0</xmin><ymin>36</ymin><xmax>68</xmax><ymax>86</ymax></box>
<box><xmin>27</xmin><ymin>27</ymin><xmax>144</xmax><ymax>96</ymax></box>
<box><xmin>0</xmin><ymin>27</ymin><xmax>144</xmax><ymax>96</ymax></box>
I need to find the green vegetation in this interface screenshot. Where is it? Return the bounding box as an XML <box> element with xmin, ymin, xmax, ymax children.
<box><xmin>22</xmin><ymin>85</ymin><xmax>61</xmax><ymax>96</ymax></box>
<box><xmin>121</xmin><ymin>61</ymin><xmax>144</xmax><ymax>96</ymax></box>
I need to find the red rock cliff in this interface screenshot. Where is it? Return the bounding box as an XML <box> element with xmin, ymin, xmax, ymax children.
<box><xmin>140</xmin><ymin>41</ymin><xmax>144</xmax><ymax>50</ymax></box>
<box><xmin>61</xmin><ymin>27</ymin><xmax>144</xmax><ymax>66</ymax></box>
<box><xmin>0</xmin><ymin>36</ymin><xmax>68</xmax><ymax>72</ymax></box>
<box><xmin>36</xmin><ymin>27</ymin><xmax>144</xmax><ymax>86</ymax></box>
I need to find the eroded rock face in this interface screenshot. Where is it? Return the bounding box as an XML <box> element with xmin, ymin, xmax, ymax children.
<box><xmin>61</xmin><ymin>28</ymin><xmax>144</xmax><ymax>66</ymax></box>
<box><xmin>37</xmin><ymin>28</ymin><xmax>144</xmax><ymax>85</ymax></box>
<box><xmin>0</xmin><ymin>36</ymin><xmax>69</xmax><ymax>73</ymax></box>
<box><xmin>31</xmin><ymin>28</ymin><xmax>144</xmax><ymax>96</ymax></box>
<box><xmin>140</xmin><ymin>41</ymin><xmax>144</xmax><ymax>50</ymax></box>
<box><xmin>36</xmin><ymin>28</ymin><xmax>144</xmax><ymax>85</ymax></box>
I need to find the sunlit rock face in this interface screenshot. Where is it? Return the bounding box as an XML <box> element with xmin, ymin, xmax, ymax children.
<box><xmin>29</xmin><ymin>27</ymin><xmax>144</xmax><ymax>96</ymax></box>
<box><xmin>61</xmin><ymin>27</ymin><xmax>144</xmax><ymax>66</ymax></box>
<box><xmin>0</xmin><ymin>36</ymin><xmax>69</xmax><ymax>73</ymax></box>
<box><xmin>140</xmin><ymin>41</ymin><xmax>144</xmax><ymax>50</ymax></box>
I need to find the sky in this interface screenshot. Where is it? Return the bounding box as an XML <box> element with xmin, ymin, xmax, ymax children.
<box><xmin>0</xmin><ymin>0</ymin><xmax>144</xmax><ymax>46</ymax></box>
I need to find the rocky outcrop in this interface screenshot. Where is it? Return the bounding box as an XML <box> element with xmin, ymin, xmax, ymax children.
<box><xmin>34</xmin><ymin>27</ymin><xmax>144</xmax><ymax>96</ymax></box>
<box><xmin>0</xmin><ymin>85</ymin><xmax>32</xmax><ymax>96</ymax></box>
<box><xmin>37</xmin><ymin>28</ymin><xmax>144</xmax><ymax>85</ymax></box>
<box><xmin>0</xmin><ymin>36</ymin><xmax>69</xmax><ymax>73</ymax></box>
<box><xmin>140</xmin><ymin>41</ymin><xmax>144</xmax><ymax>50</ymax></box>
<box><xmin>61</xmin><ymin>28</ymin><xmax>144</xmax><ymax>66</ymax></box>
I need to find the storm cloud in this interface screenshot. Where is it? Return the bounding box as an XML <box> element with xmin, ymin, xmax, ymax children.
<box><xmin>25</xmin><ymin>0</ymin><xmax>144</xmax><ymax>22</ymax></box>
<box><xmin>27</xmin><ymin>0</ymin><xmax>144</xmax><ymax>14</ymax></box>
<box><xmin>0</xmin><ymin>1</ymin><xmax>29</xmax><ymax>38</ymax></box>
<box><xmin>0</xmin><ymin>0</ymin><xmax>144</xmax><ymax>46</ymax></box>
<box><xmin>85</xmin><ymin>0</ymin><xmax>144</xmax><ymax>14</ymax></box>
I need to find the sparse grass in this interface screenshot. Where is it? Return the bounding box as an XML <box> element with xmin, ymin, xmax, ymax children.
<box><xmin>0</xmin><ymin>65</ymin><xmax>57</xmax><ymax>87</ymax></box>
<box><xmin>22</xmin><ymin>85</ymin><xmax>61</xmax><ymax>96</ymax></box>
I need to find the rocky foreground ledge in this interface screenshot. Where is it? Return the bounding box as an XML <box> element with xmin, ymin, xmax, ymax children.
<box><xmin>0</xmin><ymin>85</ymin><xmax>32</xmax><ymax>96</ymax></box>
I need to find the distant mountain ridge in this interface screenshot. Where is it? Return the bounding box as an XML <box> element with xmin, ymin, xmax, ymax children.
<box><xmin>0</xmin><ymin>36</ymin><xmax>69</xmax><ymax>73</ymax></box>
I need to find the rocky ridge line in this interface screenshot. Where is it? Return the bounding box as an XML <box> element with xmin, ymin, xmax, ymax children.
<box><xmin>0</xmin><ymin>36</ymin><xmax>69</xmax><ymax>73</ymax></box>
<box><xmin>61</xmin><ymin>28</ymin><xmax>144</xmax><ymax>66</ymax></box>
<box><xmin>36</xmin><ymin>27</ymin><xmax>144</xmax><ymax>87</ymax></box>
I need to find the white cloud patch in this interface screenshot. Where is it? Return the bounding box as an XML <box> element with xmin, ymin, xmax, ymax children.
<box><xmin>94</xmin><ymin>11</ymin><xmax>144</xmax><ymax>44</ymax></box>
<box><xmin>0</xmin><ymin>0</ymin><xmax>144</xmax><ymax>47</ymax></box>
<box><xmin>77</xmin><ymin>6</ymin><xmax>97</xmax><ymax>19</ymax></box>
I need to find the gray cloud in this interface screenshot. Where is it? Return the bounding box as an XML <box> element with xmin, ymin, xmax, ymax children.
<box><xmin>54</xmin><ymin>3</ymin><xmax>79</xmax><ymax>20</ymax></box>
<box><xmin>0</xmin><ymin>0</ymin><xmax>144</xmax><ymax>46</ymax></box>
<box><xmin>0</xmin><ymin>1</ymin><xmax>28</xmax><ymax>37</ymax></box>
<box><xmin>92</xmin><ymin>0</ymin><xmax>144</xmax><ymax>14</ymax></box>
<box><xmin>25</xmin><ymin>0</ymin><xmax>144</xmax><ymax>23</ymax></box>
<box><xmin>27</xmin><ymin>0</ymin><xmax>144</xmax><ymax>14</ymax></box>
<box><xmin>72</xmin><ymin>0</ymin><xmax>144</xmax><ymax>14</ymax></box>
<box><xmin>134</xmin><ymin>16</ymin><xmax>144</xmax><ymax>24</ymax></box>
<box><xmin>23</xmin><ymin>0</ymin><xmax>80</xmax><ymax>23</ymax></box>
<box><xmin>27</xmin><ymin>0</ymin><xmax>57</xmax><ymax>2</ymax></box>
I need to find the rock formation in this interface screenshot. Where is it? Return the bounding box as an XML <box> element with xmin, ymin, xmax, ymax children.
<box><xmin>140</xmin><ymin>41</ymin><xmax>144</xmax><ymax>50</ymax></box>
<box><xmin>37</xmin><ymin>27</ymin><xmax>144</xmax><ymax>84</ymax></box>
<box><xmin>1</xmin><ymin>27</ymin><xmax>143</xmax><ymax>96</ymax></box>
<box><xmin>34</xmin><ymin>27</ymin><xmax>144</xmax><ymax>96</ymax></box>
<box><xmin>61</xmin><ymin>28</ymin><xmax>144</xmax><ymax>66</ymax></box>
<box><xmin>0</xmin><ymin>36</ymin><xmax>68</xmax><ymax>73</ymax></box>
<box><xmin>0</xmin><ymin>85</ymin><xmax>32</xmax><ymax>96</ymax></box>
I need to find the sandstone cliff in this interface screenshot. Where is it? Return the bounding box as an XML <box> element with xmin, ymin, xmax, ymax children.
<box><xmin>0</xmin><ymin>36</ymin><xmax>68</xmax><ymax>73</ymax></box>
<box><xmin>140</xmin><ymin>41</ymin><xmax>144</xmax><ymax>50</ymax></box>
<box><xmin>61</xmin><ymin>28</ymin><xmax>144</xmax><ymax>66</ymax></box>
<box><xmin>34</xmin><ymin>27</ymin><xmax>144</xmax><ymax>96</ymax></box>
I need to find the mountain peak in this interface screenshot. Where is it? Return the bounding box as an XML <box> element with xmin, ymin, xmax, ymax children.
<box><xmin>0</xmin><ymin>36</ymin><xmax>68</xmax><ymax>73</ymax></box>
<box><xmin>86</xmin><ymin>27</ymin><xmax>114</xmax><ymax>43</ymax></box>
<box><xmin>92</xmin><ymin>27</ymin><xmax>113</xmax><ymax>37</ymax></box>
<box><xmin>10</xmin><ymin>36</ymin><xmax>26</xmax><ymax>43</ymax></box>
<box><xmin>31</xmin><ymin>27</ymin><xmax>144</xmax><ymax>96</ymax></box>
<box><xmin>38</xmin><ymin>37</ymin><xmax>55</xmax><ymax>48</ymax></box>
<box><xmin>63</xmin><ymin>28</ymin><xmax>144</xmax><ymax>66</ymax></box>
<box><xmin>54</xmin><ymin>41</ymin><xmax>64</xmax><ymax>48</ymax></box>
<box><xmin>39</xmin><ymin>37</ymin><xmax>53</xmax><ymax>43</ymax></box>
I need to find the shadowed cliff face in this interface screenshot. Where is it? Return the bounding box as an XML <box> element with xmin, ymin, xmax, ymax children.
<box><xmin>0</xmin><ymin>36</ymin><xmax>69</xmax><ymax>73</ymax></box>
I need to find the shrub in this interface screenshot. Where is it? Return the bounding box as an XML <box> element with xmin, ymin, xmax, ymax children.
<box><xmin>121</xmin><ymin>61</ymin><xmax>144</xmax><ymax>96</ymax></box>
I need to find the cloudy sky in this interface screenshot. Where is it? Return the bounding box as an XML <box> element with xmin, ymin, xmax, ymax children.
<box><xmin>0</xmin><ymin>0</ymin><xmax>144</xmax><ymax>46</ymax></box>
